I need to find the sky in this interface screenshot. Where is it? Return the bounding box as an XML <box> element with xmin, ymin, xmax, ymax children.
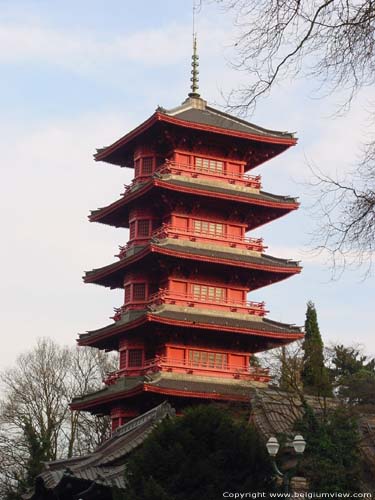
<box><xmin>0</xmin><ymin>0</ymin><xmax>374</xmax><ymax>371</ymax></box>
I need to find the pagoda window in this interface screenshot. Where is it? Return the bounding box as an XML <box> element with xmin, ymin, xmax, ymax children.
<box><xmin>193</xmin><ymin>220</ymin><xmax>224</xmax><ymax>236</ymax></box>
<box><xmin>142</xmin><ymin>157</ymin><xmax>153</xmax><ymax>175</ymax></box>
<box><xmin>134</xmin><ymin>159</ymin><xmax>141</xmax><ymax>177</ymax></box>
<box><xmin>191</xmin><ymin>284</ymin><xmax>226</xmax><ymax>302</ymax></box>
<box><xmin>124</xmin><ymin>284</ymin><xmax>131</xmax><ymax>304</ymax></box>
<box><xmin>188</xmin><ymin>350</ymin><xmax>227</xmax><ymax>369</ymax></box>
<box><xmin>195</xmin><ymin>157</ymin><xmax>224</xmax><ymax>174</ymax></box>
<box><xmin>129</xmin><ymin>221</ymin><xmax>136</xmax><ymax>240</ymax></box>
<box><xmin>119</xmin><ymin>349</ymin><xmax>127</xmax><ymax>368</ymax></box>
<box><xmin>133</xmin><ymin>283</ymin><xmax>146</xmax><ymax>301</ymax></box>
<box><xmin>137</xmin><ymin>219</ymin><xmax>151</xmax><ymax>237</ymax></box>
<box><xmin>128</xmin><ymin>349</ymin><xmax>143</xmax><ymax>367</ymax></box>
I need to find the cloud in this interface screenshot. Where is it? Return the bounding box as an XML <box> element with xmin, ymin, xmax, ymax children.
<box><xmin>0</xmin><ymin>20</ymin><xmax>229</xmax><ymax>74</ymax></box>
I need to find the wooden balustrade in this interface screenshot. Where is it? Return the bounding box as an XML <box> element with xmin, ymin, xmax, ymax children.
<box><xmin>104</xmin><ymin>356</ymin><xmax>271</xmax><ymax>385</ymax></box>
<box><xmin>121</xmin><ymin>160</ymin><xmax>262</xmax><ymax>195</ymax></box>
<box><xmin>117</xmin><ymin>224</ymin><xmax>265</xmax><ymax>258</ymax></box>
<box><xmin>111</xmin><ymin>290</ymin><xmax>267</xmax><ymax>320</ymax></box>
<box><xmin>157</xmin><ymin>160</ymin><xmax>261</xmax><ymax>189</ymax></box>
<box><xmin>152</xmin><ymin>223</ymin><xmax>265</xmax><ymax>252</ymax></box>
<box><xmin>148</xmin><ymin>289</ymin><xmax>267</xmax><ymax>316</ymax></box>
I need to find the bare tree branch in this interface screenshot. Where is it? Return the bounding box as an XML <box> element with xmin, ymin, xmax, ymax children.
<box><xmin>0</xmin><ymin>338</ymin><xmax>117</xmax><ymax>497</ymax></box>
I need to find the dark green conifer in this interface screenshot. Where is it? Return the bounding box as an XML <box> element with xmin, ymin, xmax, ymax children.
<box><xmin>302</xmin><ymin>301</ymin><xmax>331</xmax><ymax>396</ymax></box>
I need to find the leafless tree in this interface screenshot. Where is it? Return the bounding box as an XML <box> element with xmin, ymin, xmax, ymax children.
<box><xmin>214</xmin><ymin>0</ymin><xmax>375</xmax><ymax>273</ymax></box>
<box><xmin>0</xmin><ymin>338</ymin><xmax>117</xmax><ymax>498</ymax></box>
<box><xmin>309</xmin><ymin>158</ymin><xmax>375</xmax><ymax>276</ymax></box>
<box><xmin>260</xmin><ymin>341</ymin><xmax>304</xmax><ymax>396</ymax></box>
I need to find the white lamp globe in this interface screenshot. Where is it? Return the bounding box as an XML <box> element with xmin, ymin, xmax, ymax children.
<box><xmin>266</xmin><ymin>436</ymin><xmax>280</xmax><ymax>457</ymax></box>
<box><xmin>293</xmin><ymin>435</ymin><xmax>306</xmax><ymax>454</ymax></box>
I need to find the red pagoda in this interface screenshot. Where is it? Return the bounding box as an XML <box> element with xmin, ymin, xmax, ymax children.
<box><xmin>71</xmin><ymin>43</ymin><xmax>303</xmax><ymax>430</ymax></box>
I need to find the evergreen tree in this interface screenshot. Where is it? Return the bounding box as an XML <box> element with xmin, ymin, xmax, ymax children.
<box><xmin>302</xmin><ymin>301</ymin><xmax>331</xmax><ymax>396</ymax></box>
<box><xmin>122</xmin><ymin>405</ymin><xmax>277</xmax><ymax>500</ymax></box>
<box><xmin>296</xmin><ymin>405</ymin><xmax>362</xmax><ymax>492</ymax></box>
<box><xmin>330</xmin><ymin>344</ymin><xmax>375</xmax><ymax>405</ymax></box>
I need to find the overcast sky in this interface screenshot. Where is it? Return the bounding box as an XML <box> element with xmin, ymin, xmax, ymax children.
<box><xmin>0</xmin><ymin>0</ymin><xmax>374</xmax><ymax>371</ymax></box>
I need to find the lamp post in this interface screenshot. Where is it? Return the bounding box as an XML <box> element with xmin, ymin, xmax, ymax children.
<box><xmin>266</xmin><ymin>434</ymin><xmax>306</xmax><ymax>494</ymax></box>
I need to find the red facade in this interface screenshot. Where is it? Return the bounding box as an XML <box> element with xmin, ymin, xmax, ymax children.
<box><xmin>71</xmin><ymin>95</ymin><xmax>303</xmax><ymax>430</ymax></box>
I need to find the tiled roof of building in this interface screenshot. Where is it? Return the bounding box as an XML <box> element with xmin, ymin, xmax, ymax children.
<box><xmin>150</xmin><ymin>376</ymin><xmax>257</xmax><ymax>398</ymax></box>
<box><xmin>156</xmin><ymin>241</ymin><xmax>301</xmax><ymax>268</ymax></box>
<box><xmin>84</xmin><ymin>243</ymin><xmax>300</xmax><ymax>288</ymax></box>
<box><xmin>156</xmin><ymin>176</ymin><xmax>298</xmax><ymax>204</ymax></box>
<box><xmin>24</xmin><ymin>402</ymin><xmax>175</xmax><ymax>499</ymax></box>
<box><xmin>71</xmin><ymin>375</ymin><xmax>145</xmax><ymax>407</ymax></box>
<box><xmin>94</xmin><ymin>97</ymin><xmax>296</xmax><ymax>167</ymax></box>
<box><xmin>153</xmin><ymin>308</ymin><xmax>302</xmax><ymax>335</ymax></box>
<box><xmin>78</xmin><ymin>307</ymin><xmax>302</xmax><ymax>348</ymax></box>
<box><xmin>163</xmin><ymin>102</ymin><xmax>294</xmax><ymax>139</ymax></box>
<box><xmin>89</xmin><ymin>177</ymin><xmax>298</xmax><ymax>227</ymax></box>
<box><xmin>249</xmin><ymin>388</ymin><xmax>375</xmax><ymax>489</ymax></box>
<box><xmin>71</xmin><ymin>372</ymin><xmax>258</xmax><ymax>410</ymax></box>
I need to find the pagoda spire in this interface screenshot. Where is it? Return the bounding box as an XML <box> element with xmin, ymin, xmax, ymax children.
<box><xmin>189</xmin><ymin>1</ymin><xmax>200</xmax><ymax>98</ymax></box>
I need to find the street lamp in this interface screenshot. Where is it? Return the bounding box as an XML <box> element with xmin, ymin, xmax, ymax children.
<box><xmin>266</xmin><ymin>435</ymin><xmax>306</xmax><ymax>493</ymax></box>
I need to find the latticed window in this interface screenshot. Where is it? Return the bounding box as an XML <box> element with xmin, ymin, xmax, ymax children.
<box><xmin>142</xmin><ymin>157</ymin><xmax>153</xmax><ymax>175</ymax></box>
<box><xmin>195</xmin><ymin>157</ymin><xmax>224</xmax><ymax>174</ymax></box>
<box><xmin>133</xmin><ymin>283</ymin><xmax>146</xmax><ymax>301</ymax></box>
<box><xmin>193</xmin><ymin>220</ymin><xmax>224</xmax><ymax>236</ymax></box>
<box><xmin>192</xmin><ymin>284</ymin><xmax>225</xmax><ymax>302</ymax></box>
<box><xmin>124</xmin><ymin>284</ymin><xmax>131</xmax><ymax>303</ymax></box>
<box><xmin>120</xmin><ymin>350</ymin><xmax>127</xmax><ymax>368</ymax></box>
<box><xmin>128</xmin><ymin>349</ymin><xmax>143</xmax><ymax>367</ymax></box>
<box><xmin>188</xmin><ymin>350</ymin><xmax>226</xmax><ymax>369</ymax></box>
<box><xmin>134</xmin><ymin>159</ymin><xmax>141</xmax><ymax>177</ymax></box>
<box><xmin>129</xmin><ymin>221</ymin><xmax>136</xmax><ymax>240</ymax></box>
<box><xmin>137</xmin><ymin>219</ymin><xmax>150</xmax><ymax>237</ymax></box>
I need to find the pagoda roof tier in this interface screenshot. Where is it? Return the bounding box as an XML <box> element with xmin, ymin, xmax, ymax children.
<box><xmin>70</xmin><ymin>372</ymin><xmax>260</xmax><ymax>413</ymax></box>
<box><xmin>94</xmin><ymin>97</ymin><xmax>296</xmax><ymax>170</ymax></box>
<box><xmin>89</xmin><ymin>177</ymin><xmax>299</xmax><ymax>230</ymax></box>
<box><xmin>84</xmin><ymin>241</ymin><xmax>301</xmax><ymax>290</ymax></box>
<box><xmin>78</xmin><ymin>306</ymin><xmax>303</xmax><ymax>351</ymax></box>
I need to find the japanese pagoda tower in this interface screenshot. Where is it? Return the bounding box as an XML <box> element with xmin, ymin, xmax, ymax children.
<box><xmin>71</xmin><ymin>45</ymin><xmax>303</xmax><ymax>430</ymax></box>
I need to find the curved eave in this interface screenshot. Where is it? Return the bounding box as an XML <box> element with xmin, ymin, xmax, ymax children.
<box><xmin>70</xmin><ymin>382</ymin><xmax>249</xmax><ymax>412</ymax></box>
<box><xmin>70</xmin><ymin>384</ymin><xmax>144</xmax><ymax>411</ymax></box>
<box><xmin>89</xmin><ymin>182</ymin><xmax>152</xmax><ymax>224</ymax></box>
<box><xmin>83</xmin><ymin>244</ymin><xmax>301</xmax><ymax>288</ymax></box>
<box><xmin>78</xmin><ymin>311</ymin><xmax>303</xmax><ymax>349</ymax></box>
<box><xmin>94</xmin><ymin>112</ymin><xmax>296</xmax><ymax>166</ymax></box>
<box><xmin>154</xmin><ymin>179</ymin><xmax>299</xmax><ymax>210</ymax></box>
<box><xmin>89</xmin><ymin>179</ymin><xmax>299</xmax><ymax>227</ymax></box>
<box><xmin>159</xmin><ymin>113</ymin><xmax>296</xmax><ymax>146</ymax></box>
<box><xmin>84</xmin><ymin>246</ymin><xmax>150</xmax><ymax>286</ymax></box>
<box><xmin>148</xmin><ymin>314</ymin><xmax>303</xmax><ymax>341</ymax></box>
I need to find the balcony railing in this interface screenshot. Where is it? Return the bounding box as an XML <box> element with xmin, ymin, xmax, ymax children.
<box><xmin>152</xmin><ymin>224</ymin><xmax>265</xmax><ymax>252</ymax></box>
<box><xmin>117</xmin><ymin>224</ymin><xmax>265</xmax><ymax>259</ymax></box>
<box><xmin>111</xmin><ymin>290</ymin><xmax>267</xmax><ymax>321</ymax></box>
<box><xmin>104</xmin><ymin>356</ymin><xmax>271</xmax><ymax>385</ymax></box>
<box><xmin>157</xmin><ymin>160</ymin><xmax>261</xmax><ymax>189</ymax></box>
<box><xmin>148</xmin><ymin>289</ymin><xmax>267</xmax><ymax>316</ymax></box>
<box><xmin>121</xmin><ymin>160</ymin><xmax>262</xmax><ymax>195</ymax></box>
